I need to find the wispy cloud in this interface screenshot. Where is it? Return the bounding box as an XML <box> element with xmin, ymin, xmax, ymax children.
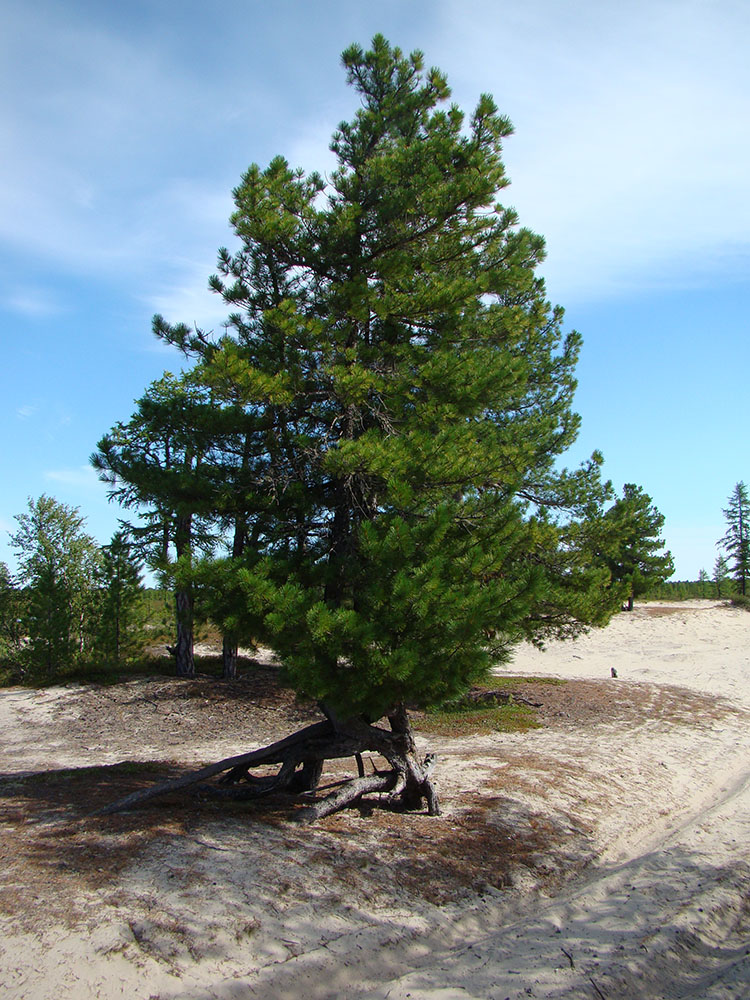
<box><xmin>0</xmin><ymin>3</ymin><xmax>238</xmax><ymax>286</ymax></box>
<box><xmin>16</xmin><ymin>405</ymin><xmax>37</xmax><ymax>419</ymax></box>
<box><xmin>1</xmin><ymin>0</ymin><xmax>748</xmax><ymax>316</ymax></box>
<box><xmin>143</xmin><ymin>258</ymin><xmax>231</xmax><ymax>334</ymax></box>
<box><xmin>45</xmin><ymin>465</ymin><xmax>101</xmax><ymax>490</ymax></box>
<box><xmin>5</xmin><ymin>289</ymin><xmax>62</xmax><ymax>318</ymax></box>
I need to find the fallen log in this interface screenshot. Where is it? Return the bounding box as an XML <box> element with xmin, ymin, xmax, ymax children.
<box><xmin>93</xmin><ymin>720</ymin><xmax>334</xmax><ymax>816</ymax></box>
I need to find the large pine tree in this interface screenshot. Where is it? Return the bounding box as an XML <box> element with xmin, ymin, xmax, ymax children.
<box><xmin>105</xmin><ymin>37</ymin><xmax>621</xmax><ymax>821</ymax></box>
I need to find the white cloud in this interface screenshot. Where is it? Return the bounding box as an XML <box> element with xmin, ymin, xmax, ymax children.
<box><xmin>0</xmin><ymin>4</ymin><xmax>238</xmax><ymax>285</ymax></box>
<box><xmin>143</xmin><ymin>257</ymin><xmax>231</xmax><ymax>333</ymax></box>
<box><xmin>16</xmin><ymin>405</ymin><xmax>37</xmax><ymax>419</ymax></box>
<box><xmin>433</xmin><ymin>0</ymin><xmax>750</xmax><ymax>301</ymax></box>
<box><xmin>1</xmin><ymin>0</ymin><xmax>748</xmax><ymax>315</ymax></box>
<box><xmin>284</xmin><ymin>105</ymin><xmax>347</xmax><ymax>179</ymax></box>
<box><xmin>45</xmin><ymin>465</ymin><xmax>101</xmax><ymax>490</ymax></box>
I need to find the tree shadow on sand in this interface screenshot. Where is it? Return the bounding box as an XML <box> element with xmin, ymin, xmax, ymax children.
<box><xmin>0</xmin><ymin>758</ymin><xmax>592</xmax><ymax>924</ymax></box>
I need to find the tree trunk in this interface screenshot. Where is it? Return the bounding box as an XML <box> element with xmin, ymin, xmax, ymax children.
<box><xmin>222</xmin><ymin>634</ymin><xmax>238</xmax><ymax>679</ymax></box>
<box><xmin>173</xmin><ymin>512</ymin><xmax>195</xmax><ymax>678</ymax></box>
<box><xmin>174</xmin><ymin>589</ymin><xmax>194</xmax><ymax>677</ymax></box>
<box><xmin>222</xmin><ymin>505</ymin><xmax>248</xmax><ymax>680</ymax></box>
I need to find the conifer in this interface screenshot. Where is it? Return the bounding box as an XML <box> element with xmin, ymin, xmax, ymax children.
<box><xmin>719</xmin><ymin>482</ymin><xmax>750</xmax><ymax>596</ymax></box>
<box><xmin>104</xmin><ymin>37</ymin><xmax>624</xmax><ymax>820</ymax></box>
<box><xmin>598</xmin><ymin>484</ymin><xmax>674</xmax><ymax>610</ymax></box>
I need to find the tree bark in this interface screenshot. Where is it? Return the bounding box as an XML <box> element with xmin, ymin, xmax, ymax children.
<box><xmin>222</xmin><ymin>506</ymin><xmax>247</xmax><ymax>680</ymax></box>
<box><xmin>174</xmin><ymin>589</ymin><xmax>195</xmax><ymax>677</ymax></box>
<box><xmin>222</xmin><ymin>634</ymin><xmax>238</xmax><ymax>680</ymax></box>
<box><xmin>173</xmin><ymin>511</ymin><xmax>195</xmax><ymax>677</ymax></box>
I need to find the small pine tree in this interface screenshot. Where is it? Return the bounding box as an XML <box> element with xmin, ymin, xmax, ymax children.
<box><xmin>718</xmin><ymin>482</ymin><xmax>750</xmax><ymax>596</ymax></box>
<box><xmin>599</xmin><ymin>484</ymin><xmax>674</xmax><ymax>610</ymax></box>
<box><xmin>94</xmin><ymin>531</ymin><xmax>146</xmax><ymax>667</ymax></box>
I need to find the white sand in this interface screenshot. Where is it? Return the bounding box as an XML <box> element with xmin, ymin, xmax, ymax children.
<box><xmin>1</xmin><ymin>600</ymin><xmax>749</xmax><ymax>999</ymax></box>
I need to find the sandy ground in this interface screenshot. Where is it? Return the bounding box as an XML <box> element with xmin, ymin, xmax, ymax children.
<box><xmin>1</xmin><ymin>600</ymin><xmax>749</xmax><ymax>999</ymax></box>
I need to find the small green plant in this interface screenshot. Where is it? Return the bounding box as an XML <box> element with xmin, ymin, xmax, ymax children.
<box><xmin>730</xmin><ymin>593</ymin><xmax>750</xmax><ymax>611</ymax></box>
<box><xmin>418</xmin><ymin>698</ymin><xmax>541</xmax><ymax>737</ymax></box>
<box><xmin>416</xmin><ymin>676</ymin><xmax>563</xmax><ymax>737</ymax></box>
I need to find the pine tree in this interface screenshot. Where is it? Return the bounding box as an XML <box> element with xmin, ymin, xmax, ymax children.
<box><xmin>94</xmin><ymin>531</ymin><xmax>146</xmax><ymax>667</ymax></box>
<box><xmin>713</xmin><ymin>554</ymin><xmax>731</xmax><ymax>598</ymax></box>
<box><xmin>598</xmin><ymin>484</ymin><xmax>674</xmax><ymax>611</ymax></box>
<box><xmin>92</xmin><ymin>374</ymin><xmax>218</xmax><ymax>677</ymax></box>
<box><xmin>104</xmin><ymin>37</ymin><xmax>623</xmax><ymax>821</ymax></box>
<box><xmin>718</xmin><ymin>482</ymin><xmax>750</xmax><ymax>595</ymax></box>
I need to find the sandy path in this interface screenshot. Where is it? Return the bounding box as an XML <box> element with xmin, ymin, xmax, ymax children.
<box><xmin>369</xmin><ymin>602</ymin><xmax>750</xmax><ymax>999</ymax></box>
<box><xmin>1</xmin><ymin>601</ymin><xmax>749</xmax><ymax>999</ymax></box>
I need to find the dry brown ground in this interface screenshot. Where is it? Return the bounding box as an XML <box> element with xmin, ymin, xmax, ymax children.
<box><xmin>0</xmin><ymin>664</ymin><xmax>740</xmax><ymax>939</ymax></box>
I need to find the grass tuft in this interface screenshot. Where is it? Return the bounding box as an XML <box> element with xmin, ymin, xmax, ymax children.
<box><xmin>417</xmin><ymin>701</ymin><xmax>541</xmax><ymax>737</ymax></box>
<box><xmin>414</xmin><ymin>676</ymin><xmax>564</xmax><ymax>737</ymax></box>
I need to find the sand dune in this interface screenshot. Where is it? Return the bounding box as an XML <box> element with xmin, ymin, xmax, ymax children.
<box><xmin>1</xmin><ymin>600</ymin><xmax>748</xmax><ymax>999</ymax></box>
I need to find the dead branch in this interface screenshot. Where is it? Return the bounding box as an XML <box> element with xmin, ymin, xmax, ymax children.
<box><xmin>297</xmin><ymin>772</ymin><xmax>397</xmax><ymax>824</ymax></box>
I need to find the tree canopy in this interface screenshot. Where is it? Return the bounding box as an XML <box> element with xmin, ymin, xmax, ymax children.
<box><xmin>9</xmin><ymin>495</ymin><xmax>101</xmax><ymax>675</ymax></box>
<box><xmin>155</xmin><ymin>38</ymin><xmax>617</xmax><ymax>709</ymax></box>
<box><xmin>98</xmin><ymin>37</ymin><xmax>631</xmax><ymax>820</ymax></box>
<box><xmin>93</xmin><ymin>373</ymin><xmax>220</xmax><ymax>676</ymax></box>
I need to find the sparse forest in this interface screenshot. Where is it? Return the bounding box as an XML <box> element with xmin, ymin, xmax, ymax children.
<box><xmin>0</xmin><ymin>496</ymin><xmax>150</xmax><ymax>681</ymax></box>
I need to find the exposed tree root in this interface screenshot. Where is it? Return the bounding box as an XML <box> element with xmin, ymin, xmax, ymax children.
<box><xmin>94</xmin><ymin>704</ymin><xmax>440</xmax><ymax>822</ymax></box>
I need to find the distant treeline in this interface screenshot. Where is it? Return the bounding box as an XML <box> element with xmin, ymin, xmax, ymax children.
<box><xmin>647</xmin><ymin>578</ymin><xmax>733</xmax><ymax>601</ymax></box>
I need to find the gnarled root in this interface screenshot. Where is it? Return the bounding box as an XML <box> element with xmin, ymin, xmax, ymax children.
<box><xmin>95</xmin><ymin>703</ymin><xmax>439</xmax><ymax>822</ymax></box>
<box><xmin>296</xmin><ymin>705</ymin><xmax>440</xmax><ymax>823</ymax></box>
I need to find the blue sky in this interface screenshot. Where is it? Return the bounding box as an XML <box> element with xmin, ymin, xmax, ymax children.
<box><xmin>1</xmin><ymin>0</ymin><xmax>748</xmax><ymax>580</ymax></box>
